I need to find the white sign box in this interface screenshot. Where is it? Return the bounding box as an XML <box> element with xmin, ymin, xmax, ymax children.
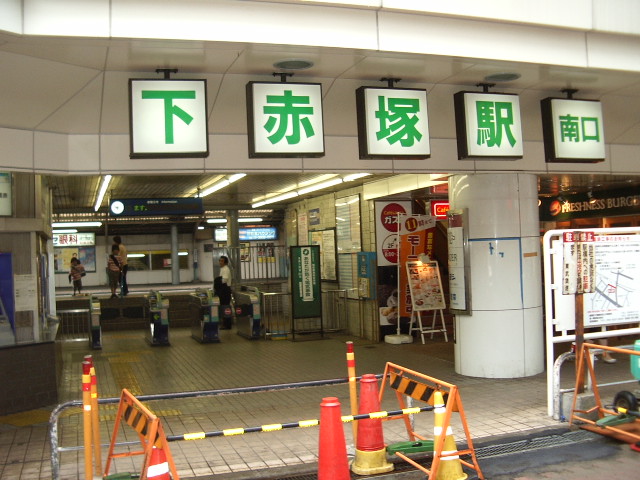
<box><xmin>129</xmin><ymin>79</ymin><xmax>209</xmax><ymax>158</ymax></box>
<box><xmin>356</xmin><ymin>86</ymin><xmax>430</xmax><ymax>159</ymax></box>
<box><xmin>541</xmin><ymin>98</ymin><xmax>605</xmax><ymax>163</ymax></box>
<box><xmin>454</xmin><ymin>91</ymin><xmax>523</xmax><ymax>159</ymax></box>
<box><xmin>246</xmin><ymin>82</ymin><xmax>325</xmax><ymax>157</ymax></box>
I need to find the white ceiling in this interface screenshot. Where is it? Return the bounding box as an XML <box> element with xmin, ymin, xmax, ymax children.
<box><xmin>2</xmin><ymin>30</ymin><xmax>640</xmax><ymax>229</ymax></box>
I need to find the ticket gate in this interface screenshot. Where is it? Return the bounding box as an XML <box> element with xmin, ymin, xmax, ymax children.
<box><xmin>190</xmin><ymin>288</ymin><xmax>220</xmax><ymax>343</ymax></box>
<box><xmin>145</xmin><ymin>291</ymin><xmax>170</xmax><ymax>346</ymax></box>
<box><xmin>234</xmin><ymin>286</ymin><xmax>262</xmax><ymax>340</ymax></box>
<box><xmin>219</xmin><ymin>303</ymin><xmax>233</xmax><ymax>330</ymax></box>
<box><xmin>89</xmin><ymin>296</ymin><xmax>102</xmax><ymax>349</ymax></box>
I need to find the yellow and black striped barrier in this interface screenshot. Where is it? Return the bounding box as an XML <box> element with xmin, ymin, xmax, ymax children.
<box><xmin>166</xmin><ymin>405</ymin><xmax>434</xmax><ymax>442</ymax></box>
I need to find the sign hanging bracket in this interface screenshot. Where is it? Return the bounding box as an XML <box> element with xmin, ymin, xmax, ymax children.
<box><xmin>475</xmin><ymin>82</ymin><xmax>495</xmax><ymax>93</ymax></box>
<box><xmin>273</xmin><ymin>72</ymin><xmax>294</xmax><ymax>83</ymax></box>
<box><xmin>380</xmin><ymin>77</ymin><xmax>401</xmax><ymax>88</ymax></box>
<box><xmin>156</xmin><ymin>68</ymin><xmax>178</xmax><ymax>79</ymax></box>
<box><xmin>561</xmin><ymin>88</ymin><xmax>579</xmax><ymax>99</ymax></box>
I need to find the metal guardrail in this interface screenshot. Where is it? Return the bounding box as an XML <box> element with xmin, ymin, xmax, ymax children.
<box><xmin>55</xmin><ymin>309</ymin><xmax>91</xmax><ymax>340</ymax></box>
<box><xmin>49</xmin><ymin>375</ymin><xmax>383</xmax><ymax>480</ymax></box>
<box><xmin>261</xmin><ymin>289</ymin><xmax>349</xmax><ymax>340</ymax></box>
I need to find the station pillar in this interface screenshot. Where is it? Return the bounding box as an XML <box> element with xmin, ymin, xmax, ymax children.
<box><xmin>449</xmin><ymin>173</ymin><xmax>543</xmax><ymax>378</ymax></box>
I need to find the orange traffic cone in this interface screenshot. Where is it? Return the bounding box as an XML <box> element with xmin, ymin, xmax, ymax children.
<box><xmin>433</xmin><ymin>390</ymin><xmax>467</xmax><ymax>480</ymax></box>
<box><xmin>318</xmin><ymin>397</ymin><xmax>350</xmax><ymax>480</ymax></box>
<box><xmin>351</xmin><ymin>374</ymin><xmax>394</xmax><ymax>475</ymax></box>
<box><xmin>147</xmin><ymin>446</ymin><xmax>171</xmax><ymax>480</ymax></box>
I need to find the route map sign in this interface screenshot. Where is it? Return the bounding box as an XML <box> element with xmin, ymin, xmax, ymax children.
<box><xmin>583</xmin><ymin>234</ymin><xmax>640</xmax><ymax>327</ymax></box>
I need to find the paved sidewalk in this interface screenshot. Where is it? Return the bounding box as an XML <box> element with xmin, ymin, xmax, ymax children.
<box><xmin>1</xmin><ymin>323</ymin><xmax>638</xmax><ymax>479</ymax></box>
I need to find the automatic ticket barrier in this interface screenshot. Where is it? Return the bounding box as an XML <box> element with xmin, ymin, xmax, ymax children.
<box><xmin>145</xmin><ymin>291</ymin><xmax>170</xmax><ymax>346</ymax></box>
<box><xmin>190</xmin><ymin>288</ymin><xmax>220</xmax><ymax>343</ymax></box>
<box><xmin>234</xmin><ymin>286</ymin><xmax>262</xmax><ymax>340</ymax></box>
<box><xmin>89</xmin><ymin>295</ymin><xmax>102</xmax><ymax>349</ymax></box>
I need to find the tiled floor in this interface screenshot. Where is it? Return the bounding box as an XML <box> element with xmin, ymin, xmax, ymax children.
<box><xmin>0</xmin><ymin>309</ymin><xmax>635</xmax><ymax>480</ymax></box>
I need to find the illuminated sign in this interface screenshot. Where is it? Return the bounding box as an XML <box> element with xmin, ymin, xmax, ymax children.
<box><xmin>356</xmin><ymin>86</ymin><xmax>430</xmax><ymax>159</ymax></box>
<box><xmin>454</xmin><ymin>91</ymin><xmax>523</xmax><ymax>159</ymax></box>
<box><xmin>214</xmin><ymin>227</ymin><xmax>278</xmax><ymax>242</ymax></box>
<box><xmin>129</xmin><ymin>79</ymin><xmax>209</xmax><ymax>158</ymax></box>
<box><xmin>430</xmin><ymin>201</ymin><xmax>450</xmax><ymax>219</ymax></box>
<box><xmin>53</xmin><ymin>232</ymin><xmax>95</xmax><ymax>246</ymax></box>
<box><xmin>246</xmin><ymin>81</ymin><xmax>324</xmax><ymax>158</ymax></box>
<box><xmin>541</xmin><ymin>97</ymin><xmax>605</xmax><ymax>163</ymax></box>
<box><xmin>110</xmin><ymin>198</ymin><xmax>203</xmax><ymax>216</ymax></box>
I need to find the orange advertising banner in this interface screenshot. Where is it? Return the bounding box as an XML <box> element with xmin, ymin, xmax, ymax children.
<box><xmin>398</xmin><ymin>215</ymin><xmax>436</xmax><ymax>317</ymax></box>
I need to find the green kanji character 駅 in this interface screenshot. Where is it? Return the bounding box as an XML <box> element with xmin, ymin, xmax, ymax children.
<box><xmin>262</xmin><ymin>90</ymin><xmax>315</xmax><ymax>145</ymax></box>
<box><xmin>476</xmin><ymin>101</ymin><xmax>517</xmax><ymax>148</ymax></box>
<box><xmin>375</xmin><ymin>96</ymin><xmax>423</xmax><ymax>147</ymax></box>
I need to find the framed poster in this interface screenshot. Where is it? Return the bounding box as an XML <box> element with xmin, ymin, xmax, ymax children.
<box><xmin>310</xmin><ymin>229</ymin><xmax>337</xmax><ymax>281</ymax></box>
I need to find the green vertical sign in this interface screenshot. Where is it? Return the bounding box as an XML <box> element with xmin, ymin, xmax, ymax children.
<box><xmin>290</xmin><ymin>245</ymin><xmax>322</xmax><ymax>318</ymax></box>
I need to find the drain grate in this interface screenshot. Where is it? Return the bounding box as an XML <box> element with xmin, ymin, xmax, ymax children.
<box><xmin>253</xmin><ymin>430</ymin><xmax>598</xmax><ymax>480</ymax></box>
<box><xmin>474</xmin><ymin>429</ymin><xmax>597</xmax><ymax>459</ymax></box>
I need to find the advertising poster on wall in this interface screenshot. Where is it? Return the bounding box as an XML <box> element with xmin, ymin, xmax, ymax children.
<box><xmin>398</xmin><ymin>214</ymin><xmax>436</xmax><ymax>318</ymax></box>
<box><xmin>375</xmin><ymin>201</ymin><xmax>411</xmax><ymax>329</ymax></box>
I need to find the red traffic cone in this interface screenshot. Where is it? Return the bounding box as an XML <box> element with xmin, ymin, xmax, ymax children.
<box><xmin>318</xmin><ymin>397</ymin><xmax>350</xmax><ymax>480</ymax></box>
<box><xmin>351</xmin><ymin>374</ymin><xmax>394</xmax><ymax>475</ymax></box>
<box><xmin>147</xmin><ymin>446</ymin><xmax>171</xmax><ymax>480</ymax></box>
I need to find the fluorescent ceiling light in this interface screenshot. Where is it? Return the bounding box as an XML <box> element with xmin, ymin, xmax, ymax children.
<box><xmin>252</xmin><ymin>191</ymin><xmax>298</xmax><ymax>208</ymax></box>
<box><xmin>343</xmin><ymin>173</ymin><xmax>371</xmax><ymax>182</ymax></box>
<box><xmin>52</xmin><ymin>229</ymin><xmax>78</xmax><ymax>234</ymax></box>
<box><xmin>251</xmin><ymin>173</ymin><xmax>371</xmax><ymax>208</ymax></box>
<box><xmin>178</xmin><ymin>252</ymin><xmax>188</xmax><ymax>256</ymax></box>
<box><xmin>197</xmin><ymin>226</ymin><xmax>205</xmax><ymax>230</ymax></box>
<box><xmin>198</xmin><ymin>173</ymin><xmax>246</xmax><ymax>198</ymax></box>
<box><xmin>53</xmin><ymin>222</ymin><xmax>102</xmax><ymax>228</ymax></box>
<box><xmin>298</xmin><ymin>178</ymin><xmax>344</xmax><ymax>195</ymax></box>
<box><xmin>207</xmin><ymin>217</ymin><xmax>264</xmax><ymax>224</ymax></box>
<box><xmin>94</xmin><ymin>175</ymin><xmax>112</xmax><ymax>212</ymax></box>
<box><xmin>128</xmin><ymin>253</ymin><xmax>146</xmax><ymax>258</ymax></box>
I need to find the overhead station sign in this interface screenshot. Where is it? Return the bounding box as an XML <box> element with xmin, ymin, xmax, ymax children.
<box><xmin>129</xmin><ymin>79</ymin><xmax>209</xmax><ymax>158</ymax></box>
<box><xmin>541</xmin><ymin>98</ymin><xmax>605</xmax><ymax>163</ymax></box>
<box><xmin>110</xmin><ymin>198</ymin><xmax>203</xmax><ymax>216</ymax></box>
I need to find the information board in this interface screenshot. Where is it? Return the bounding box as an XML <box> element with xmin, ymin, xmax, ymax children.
<box><xmin>405</xmin><ymin>260</ymin><xmax>446</xmax><ymax>311</ymax></box>
<box><xmin>290</xmin><ymin>245</ymin><xmax>322</xmax><ymax>318</ymax></box>
<box><xmin>584</xmin><ymin>234</ymin><xmax>640</xmax><ymax>326</ymax></box>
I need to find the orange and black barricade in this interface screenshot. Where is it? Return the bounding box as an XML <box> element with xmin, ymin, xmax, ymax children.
<box><xmin>104</xmin><ymin>388</ymin><xmax>179</xmax><ymax>480</ymax></box>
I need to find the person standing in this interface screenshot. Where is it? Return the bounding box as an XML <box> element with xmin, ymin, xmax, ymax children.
<box><xmin>215</xmin><ymin>255</ymin><xmax>232</xmax><ymax>305</ymax></box>
<box><xmin>69</xmin><ymin>257</ymin><xmax>85</xmax><ymax>295</ymax></box>
<box><xmin>107</xmin><ymin>244</ymin><xmax>122</xmax><ymax>299</ymax></box>
<box><xmin>113</xmin><ymin>236</ymin><xmax>129</xmax><ymax>295</ymax></box>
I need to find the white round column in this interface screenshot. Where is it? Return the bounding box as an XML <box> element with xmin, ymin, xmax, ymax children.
<box><xmin>450</xmin><ymin>173</ymin><xmax>543</xmax><ymax>378</ymax></box>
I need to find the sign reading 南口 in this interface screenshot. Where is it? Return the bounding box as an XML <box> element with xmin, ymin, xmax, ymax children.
<box><xmin>541</xmin><ymin>97</ymin><xmax>605</xmax><ymax>163</ymax></box>
<box><xmin>454</xmin><ymin>91</ymin><xmax>523</xmax><ymax>159</ymax></box>
<box><xmin>356</xmin><ymin>86</ymin><xmax>430</xmax><ymax>159</ymax></box>
<box><xmin>129</xmin><ymin>79</ymin><xmax>209</xmax><ymax>158</ymax></box>
<box><xmin>246</xmin><ymin>82</ymin><xmax>324</xmax><ymax>158</ymax></box>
